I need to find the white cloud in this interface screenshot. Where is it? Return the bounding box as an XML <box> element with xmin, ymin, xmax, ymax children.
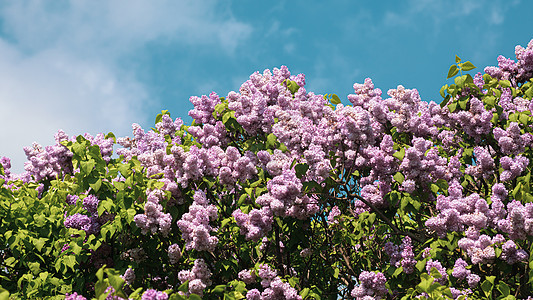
<box><xmin>0</xmin><ymin>0</ymin><xmax>253</xmax><ymax>173</ymax></box>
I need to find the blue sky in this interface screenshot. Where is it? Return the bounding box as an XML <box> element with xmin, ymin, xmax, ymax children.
<box><xmin>1</xmin><ymin>0</ymin><xmax>532</xmax><ymax>172</ymax></box>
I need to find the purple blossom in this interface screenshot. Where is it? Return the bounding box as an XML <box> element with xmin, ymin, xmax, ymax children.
<box><xmin>66</xmin><ymin>194</ymin><xmax>79</xmax><ymax>205</ymax></box>
<box><xmin>121</xmin><ymin>268</ymin><xmax>135</xmax><ymax>285</ymax></box>
<box><xmin>238</xmin><ymin>269</ymin><xmax>256</xmax><ymax>284</ymax></box>
<box><xmin>233</xmin><ymin>207</ymin><xmax>273</xmax><ymax>241</ymax></box>
<box><xmin>134</xmin><ymin>189</ymin><xmax>173</xmax><ymax>236</ymax></box>
<box><xmin>327</xmin><ymin>206</ymin><xmax>341</xmax><ymax>225</ymax></box>
<box><xmin>168</xmin><ymin>244</ymin><xmax>182</xmax><ymax>264</ymax></box>
<box><xmin>351</xmin><ymin>271</ymin><xmax>388</xmax><ymax>299</ymax></box>
<box><xmin>425</xmin><ymin>259</ymin><xmax>447</xmax><ymax>285</ymax></box>
<box><xmin>177</xmin><ymin>190</ymin><xmax>218</xmax><ymax>251</ymax></box>
<box><xmin>177</xmin><ymin>259</ymin><xmax>212</xmax><ymax>297</ymax></box>
<box><xmin>65</xmin><ymin>292</ymin><xmax>87</xmax><ymax>300</ymax></box>
<box><xmin>142</xmin><ymin>289</ymin><xmax>168</xmax><ymax>300</ymax></box>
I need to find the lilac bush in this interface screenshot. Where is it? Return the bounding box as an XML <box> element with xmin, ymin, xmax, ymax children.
<box><xmin>2</xmin><ymin>38</ymin><xmax>533</xmax><ymax>299</ymax></box>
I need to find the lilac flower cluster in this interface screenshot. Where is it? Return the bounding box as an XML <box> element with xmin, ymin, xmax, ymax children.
<box><xmin>457</xmin><ymin>228</ymin><xmax>500</xmax><ymax>265</ymax></box>
<box><xmin>233</xmin><ymin>207</ymin><xmax>273</xmax><ymax>241</ymax></box>
<box><xmin>66</xmin><ymin>194</ymin><xmax>80</xmax><ymax>205</ymax></box>
<box><xmin>500</xmin><ymin>240</ymin><xmax>528</xmax><ymax>264</ymax></box>
<box><xmin>383</xmin><ymin>236</ymin><xmax>416</xmax><ymax>274</ymax></box>
<box><xmin>167</xmin><ymin>243</ymin><xmax>182</xmax><ymax>264</ymax></box>
<box><xmin>485</xmin><ymin>39</ymin><xmax>533</xmax><ymax>84</ymax></box>
<box><xmin>65</xmin><ymin>292</ymin><xmax>87</xmax><ymax>300</ymax></box>
<box><xmin>176</xmin><ymin>190</ymin><xmax>218</xmax><ymax>251</ymax></box>
<box><xmin>451</xmin><ymin>258</ymin><xmax>480</xmax><ymax>288</ymax></box>
<box><xmin>360</xmin><ymin>181</ymin><xmax>390</xmax><ymax>208</ymax></box>
<box><xmin>187</xmin><ymin>121</ymin><xmax>228</xmax><ymax>148</ymax></box>
<box><xmin>141</xmin><ymin>289</ymin><xmax>168</xmax><ymax>300</ymax></box>
<box><xmin>64</xmin><ymin>194</ymin><xmax>101</xmax><ymax>235</ymax></box>
<box><xmin>447</xmin><ymin>97</ymin><xmax>493</xmax><ymax>141</ymax></box>
<box><xmin>425</xmin><ymin>259</ymin><xmax>448</xmax><ymax>285</ymax></box>
<box><xmin>398</xmin><ymin>138</ymin><xmax>448</xmax><ymax>192</ymax></box>
<box><xmin>189</xmin><ymin>92</ymin><xmax>221</xmax><ymax>125</ymax></box>
<box><xmin>350</xmin><ymin>271</ymin><xmax>388</xmax><ymax>299</ymax></box>
<box><xmin>246</xmin><ymin>264</ymin><xmax>302</xmax><ymax>300</ymax></box>
<box><xmin>0</xmin><ymin>156</ymin><xmax>12</xmax><ymax>181</ymax></box>
<box><xmin>384</xmin><ymin>85</ymin><xmax>439</xmax><ymax>137</ymax></box>
<box><xmin>499</xmin><ymin>155</ymin><xmax>529</xmax><ymax>182</ymax></box>
<box><xmin>134</xmin><ymin>189</ymin><xmax>172</xmax><ymax>236</ymax></box>
<box><xmin>327</xmin><ymin>206</ymin><xmax>341</xmax><ymax>225</ymax></box>
<box><xmin>238</xmin><ymin>269</ymin><xmax>256</xmax><ymax>284</ymax></box>
<box><xmin>493</xmin><ymin>122</ymin><xmax>532</xmax><ymax>155</ymax></box>
<box><xmin>177</xmin><ymin>258</ymin><xmax>212</xmax><ymax>296</ymax></box>
<box><xmin>23</xmin><ymin>130</ymin><xmax>73</xmax><ymax>181</ymax></box>
<box><xmin>465</xmin><ymin>146</ymin><xmax>495</xmax><ymax>179</ymax></box>
<box><xmin>227</xmin><ymin>67</ymin><xmax>293</xmax><ymax>135</ymax></box>
<box><xmin>121</xmin><ymin>268</ymin><xmax>135</xmax><ymax>285</ymax></box>
<box><xmin>256</xmin><ymin>169</ymin><xmax>300</xmax><ymax>216</ymax></box>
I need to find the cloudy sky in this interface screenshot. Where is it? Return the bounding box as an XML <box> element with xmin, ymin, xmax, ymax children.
<box><xmin>1</xmin><ymin>0</ymin><xmax>532</xmax><ymax>172</ymax></box>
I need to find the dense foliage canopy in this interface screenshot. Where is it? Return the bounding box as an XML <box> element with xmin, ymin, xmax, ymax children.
<box><xmin>2</xmin><ymin>39</ymin><xmax>533</xmax><ymax>300</ymax></box>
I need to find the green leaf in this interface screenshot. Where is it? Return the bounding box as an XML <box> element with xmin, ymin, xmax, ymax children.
<box><xmin>266</xmin><ymin>133</ymin><xmax>277</xmax><ymax>149</ymax></box>
<box><xmin>439</xmin><ymin>84</ymin><xmax>448</xmax><ymax>98</ymax></box>
<box><xmin>178</xmin><ymin>281</ymin><xmax>189</xmax><ymax>293</ymax></box>
<box><xmin>416</xmin><ymin>259</ymin><xmax>426</xmax><ymax>272</ymax></box>
<box><xmin>497</xmin><ymin>281</ymin><xmax>510</xmax><ymax>296</ymax></box>
<box><xmin>80</xmin><ymin>160</ymin><xmax>96</xmax><ymax>174</ymax></box>
<box><xmin>331</xmin><ymin>94</ymin><xmax>341</xmax><ymax>105</ymax></box>
<box><xmin>28</xmin><ymin>262</ymin><xmax>41</xmax><ymax>275</ymax></box>
<box><xmin>333</xmin><ymin>267</ymin><xmax>340</xmax><ymax>279</ymax></box>
<box><xmin>295</xmin><ymin>163</ymin><xmax>309</xmax><ymax>178</ymax></box>
<box><xmin>212</xmin><ymin>284</ymin><xmax>226</xmax><ymax>293</ymax></box>
<box><xmin>0</xmin><ymin>288</ymin><xmax>10</xmax><ymax>300</ymax></box>
<box><xmin>89</xmin><ymin>178</ymin><xmax>102</xmax><ymax>192</ymax></box>
<box><xmin>393</xmin><ymin>172</ymin><xmax>405</xmax><ymax>184</ymax></box>
<box><xmin>440</xmin><ymin>95</ymin><xmax>451</xmax><ymax>108</ymax></box>
<box><xmin>417</xmin><ymin>273</ymin><xmax>433</xmax><ymax>292</ymax></box>
<box><xmin>189</xmin><ymin>294</ymin><xmax>202</xmax><ymax>300</ymax></box>
<box><xmin>525</xmin><ymin>85</ymin><xmax>533</xmax><ymax>99</ymax></box>
<box><xmin>105</xmin><ymin>132</ymin><xmax>116</xmax><ymax>143</ymax></box>
<box><xmin>33</xmin><ymin>237</ymin><xmax>47</xmax><ymax>252</ymax></box>
<box><xmin>481</xmin><ymin>276</ymin><xmax>495</xmax><ymax>297</ymax></box>
<box><xmin>455</xmin><ymin>55</ymin><xmax>461</xmax><ymax>63</ymax></box>
<box><xmin>448</xmin><ymin>101</ymin><xmax>458</xmax><ymax>113</ymax></box>
<box><xmin>519</xmin><ymin>112</ymin><xmax>529</xmax><ymax>125</ymax></box>
<box><xmin>500</xmin><ymin>80</ymin><xmax>511</xmax><ymax>88</ymax></box>
<box><xmin>455</xmin><ymin>75</ymin><xmax>466</xmax><ymax>87</ymax></box>
<box><xmin>393</xmin><ymin>148</ymin><xmax>405</xmax><ymax>161</ymax></box>
<box><xmin>461</xmin><ymin>61</ymin><xmax>476</xmax><ymax>71</ymax></box>
<box><xmin>447</xmin><ymin>65</ymin><xmax>459</xmax><ymax>79</ymax></box>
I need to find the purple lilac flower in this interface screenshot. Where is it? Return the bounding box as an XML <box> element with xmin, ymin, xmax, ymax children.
<box><xmin>142</xmin><ymin>289</ymin><xmax>168</xmax><ymax>300</ymax></box>
<box><xmin>233</xmin><ymin>207</ymin><xmax>273</xmax><ymax>242</ymax></box>
<box><xmin>501</xmin><ymin>240</ymin><xmax>529</xmax><ymax>264</ymax></box>
<box><xmin>168</xmin><ymin>244</ymin><xmax>182</xmax><ymax>264</ymax></box>
<box><xmin>65</xmin><ymin>292</ymin><xmax>87</xmax><ymax>300</ymax></box>
<box><xmin>177</xmin><ymin>258</ymin><xmax>212</xmax><ymax>297</ymax></box>
<box><xmin>121</xmin><ymin>268</ymin><xmax>135</xmax><ymax>285</ymax></box>
<box><xmin>64</xmin><ymin>213</ymin><xmax>100</xmax><ymax>235</ymax></box>
<box><xmin>177</xmin><ymin>190</ymin><xmax>218</xmax><ymax>251</ymax></box>
<box><xmin>426</xmin><ymin>259</ymin><xmax>447</xmax><ymax>285</ymax></box>
<box><xmin>400</xmin><ymin>237</ymin><xmax>416</xmax><ymax>274</ymax></box>
<box><xmin>327</xmin><ymin>206</ymin><xmax>341</xmax><ymax>225</ymax></box>
<box><xmin>246</xmin><ymin>289</ymin><xmax>261</xmax><ymax>300</ymax></box>
<box><xmin>66</xmin><ymin>194</ymin><xmax>79</xmax><ymax>205</ymax></box>
<box><xmin>238</xmin><ymin>269</ymin><xmax>256</xmax><ymax>284</ymax></box>
<box><xmin>350</xmin><ymin>271</ymin><xmax>388</xmax><ymax>299</ymax></box>
<box><xmin>134</xmin><ymin>189</ymin><xmax>172</xmax><ymax>236</ymax></box>
<box><xmin>83</xmin><ymin>195</ymin><xmax>99</xmax><ymax>215</ymax></box>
